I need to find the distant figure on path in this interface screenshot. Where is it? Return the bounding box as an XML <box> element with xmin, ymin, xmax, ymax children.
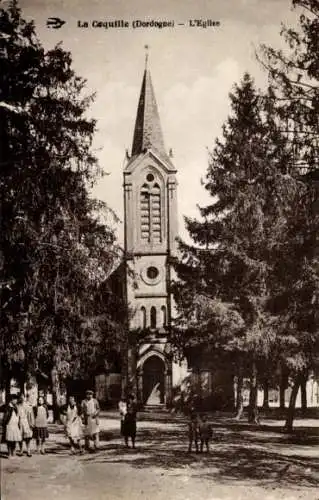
<box><xmin>81</xmin><ymin>390</ymin><xmax>100</xmax><ymax>451</ymax></box>
<box><xmin>122</xmin><ymin>394</ymin><xmax>137</xmax><ymax>448</ymax></box>
<box><xmin>187</xmin><ymin>410</ymin><xmax>199</xmax><ymax>453</ymax></box>
<box><xmin>198</xmin><ymin>414</ymin><xmax>212</xmax><ymax>453</ymax></box>
<box><xmin>61</xmin><ymin>396</ymin><xmax>84</xmax><ymax>454</ymax></box>
<box><xmin>118</xmin><ymin>396</ymin><xmax>127</xmax><ymax>438</ymax></box>
<box><xmin>26</xmin><ymin>385</ymin><xmax>37</xmax><ymax>409</ymax></box>
<box><xmin>17</xmin><ymin>393</ymin><xmax>34</xmax><ymax>457</ymax></box>
<box><xmin>33</xmin><ymin>396</ymin><xmax>49</xmax><ymax>454</ymax></box>
<box><xmin>2</xmin><ymin>394</ymin><xmax>22</xmax><ymax>458</ymax></box>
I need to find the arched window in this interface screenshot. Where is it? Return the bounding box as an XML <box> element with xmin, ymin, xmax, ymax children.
<box><xmin>140</xmin><ymin>306</ymin><xmax>146</xmax><ymax>329</ymax></box>
<box><xmin>140</xmin><ymin>185</ymin><xmax>150</xmax><ymax>242</ymax></box>
<box><xmin>161</xmin><ymin>306</ymin><xmax>167</xmax><ymax>327</ymax></box>
<box><xmin>151</xmin><ymin>183</ymin><xmax>161</xmax><ymax>243</ymax></box>
<box><xmin>150</xmin><ymin>306</ymin><xmax>157</xmax><ymax>329</ymax></box>
<box><xmin>140</xmin><ymin>176</ymin><xmax>162</xmax><ymax>243</ymax></box>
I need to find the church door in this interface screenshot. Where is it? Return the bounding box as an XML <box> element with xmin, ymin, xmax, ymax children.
<box><xmin>143</xmin><ymin>356</ymin><xmax>165</xmax><ymax>405</ymax></box>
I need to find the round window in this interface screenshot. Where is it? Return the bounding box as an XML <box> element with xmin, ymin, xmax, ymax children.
<box><xmin>146</xmin><ymin>173</ymin><xmax>154</xmax><ymax>182</ymax></box>
<box><xmin>147</xmin><ymin>266</ymin><xmax>159</xmax><ymax>280</ymax></box>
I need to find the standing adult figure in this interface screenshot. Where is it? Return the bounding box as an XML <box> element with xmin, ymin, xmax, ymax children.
<box><xmin>122</xmin><ymin>394</ymin><xmax>137</xmax><ymax>449</ymax></box>
<box><xmin>17</xmin><ymin>393</ymin><xmax>34</xmax><ymax>457</ymax></box>
<box><xmin>81</xmin><ymin>390</ymin><xmax>100</xmax><ymax>451</ymax></box>
<box><xmin>2</xmin><ymin>394</ymin><xmax>22</xmax><ymax>458</ymax></box>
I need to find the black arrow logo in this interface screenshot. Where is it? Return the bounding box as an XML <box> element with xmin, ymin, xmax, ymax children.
<box><xmin>46</xmin><ymin>17</ymin><xmax>66</xmax><ymax>29</ymax></box>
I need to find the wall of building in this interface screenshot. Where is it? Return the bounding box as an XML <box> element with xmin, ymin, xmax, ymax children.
<box><xmin>95</xmin><ymin>373</ymin><xmax>122</xmax><ymax>404</ymax></box>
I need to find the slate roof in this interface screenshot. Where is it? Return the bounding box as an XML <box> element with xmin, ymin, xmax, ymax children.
<box><xmin>131</xmin><ymin>68</ymin><xmax>172</xmax><ymax>166</ymax></box>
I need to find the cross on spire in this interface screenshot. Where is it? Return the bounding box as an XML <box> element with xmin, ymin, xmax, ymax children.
<box><xmin>144</xmin><ymin>44</ymin><xmax>149</xmax><ymax>69</ymax></box>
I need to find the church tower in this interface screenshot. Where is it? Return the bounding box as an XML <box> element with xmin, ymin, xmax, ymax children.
<box><xmin>123</xmin><ymin>57</ymin><xmax>178</xmax><ymax>406</ymax></box>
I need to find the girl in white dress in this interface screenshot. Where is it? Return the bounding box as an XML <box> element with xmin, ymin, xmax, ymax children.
<box><xmin>61</xmin><ymin>396</ymin><xmax>83</xmax><ymax>454</ymax></box>
<box><xmin>17</xmin><ymin>394</ymin><xmax>34</xmax><ymax>457</ymax></box>
<box><xmin>2</xmin><ymin>394</ymin><xmax>22</xmax><ymax>458</ymax></box>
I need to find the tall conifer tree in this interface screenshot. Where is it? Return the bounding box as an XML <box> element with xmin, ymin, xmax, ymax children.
<box><xmin>173</xmin><ymin>74</ymin><xmax>294</xmax><ymax>421</ymax></box>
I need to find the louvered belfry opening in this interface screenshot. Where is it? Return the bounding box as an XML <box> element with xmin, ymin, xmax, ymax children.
<box><xmin>140</xmin><ymin>179</ymin><xmax>162</xmax><ymax>243</ymax></box>
<box><xmin>140</xmin><ymin>183</ymin><xmax>151</xmax><ymax>242</ymax></box>
<box><xmin>151</xmin><ymin>183</ymin><xmax>161</xmax><ymax>243</ymax></box>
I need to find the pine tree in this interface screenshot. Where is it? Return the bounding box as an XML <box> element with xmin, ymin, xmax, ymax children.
<box><xmin>173</xmin><ymin>74</ymin><xmax>294</xmax><ymax>421</ymax></box>
<box><xmin>0</xmin><ymin>1</ymin><xmax>125</xmax><ymax>410</ymax></box>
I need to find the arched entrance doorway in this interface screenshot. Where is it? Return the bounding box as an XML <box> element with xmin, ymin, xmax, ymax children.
<box><xmin>143</xmin><ymin>355</ymin><xmax>165</xmax><ymax>405</ymax></box>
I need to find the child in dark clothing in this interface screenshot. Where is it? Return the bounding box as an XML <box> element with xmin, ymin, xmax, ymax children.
<box><xmin>198</xmin><ymin>414</ymin><xmax>212</xmax><ymax>453</ymax></box>
<box><xmin>187</xmin><ymin>411</ymin><xmax>199</xmax><ymax>453</ymax></box>
<box><xmin>33</xmin><ymin>396</ymin><xmax>49</xmax><ymax>454</ymax></box>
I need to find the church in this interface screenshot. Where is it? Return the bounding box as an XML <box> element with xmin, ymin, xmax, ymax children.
<box><xmin>95</xmin><ymin>56</ymin><xmax>237</xmax><ymax>409</ymax></box>
<box><xmin>123</xmin><ymin>57</ymin><xmax>188</xmax><ymax>406</ymax></box>
<box><xmin>90</xmin><ymin>57</ymin><xmax>319</xmax><ymax>411</ymax></box>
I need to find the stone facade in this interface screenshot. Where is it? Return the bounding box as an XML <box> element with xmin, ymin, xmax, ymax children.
<box><xmin>123</xmin><ymin>65</ymin><xmax>187</xmax><ymax>406</ymax></box>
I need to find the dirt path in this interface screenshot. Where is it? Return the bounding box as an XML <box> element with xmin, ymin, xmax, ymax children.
<box><xmin>1</xmin><ymin>413</ymin><xmax>318</xmax><ymax>500</ymax></box>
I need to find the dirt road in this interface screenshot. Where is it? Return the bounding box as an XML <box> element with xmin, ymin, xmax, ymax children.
<box><xmin>2</xmin><ymin>412</ymin><xmax>318</xmax><ymax>500</ymax></box>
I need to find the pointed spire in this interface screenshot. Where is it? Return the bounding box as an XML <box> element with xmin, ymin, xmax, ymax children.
<box><xmin>131</xmin><ymin>53</ymin><xmax>167</xmax><ymax>160</ymax></box>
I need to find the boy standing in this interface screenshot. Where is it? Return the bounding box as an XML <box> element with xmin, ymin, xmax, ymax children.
<box><xmin>198</xmin><ymin>414</ymin><xmax>212</xmax><ymax>453</ymax></box>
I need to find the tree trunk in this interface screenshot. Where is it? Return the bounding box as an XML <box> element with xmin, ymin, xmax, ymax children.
<box><xmin>279</xmin><ymin>383</ymin><xmax>285</xmax><ymax>409</ymax></box>
<box><xmin>196</xmin><ymin>368</ymin><xmax>202</xmax><ymax>408</ymax></box>
<box><xmin>17</xmin><ymin>371</ymin><xmax>26</xmax><ymax>395</ymax></box>
<box><xmin>280</xmin><ymin>367</ymin><xmax>288</xmax><ymax>409</ymax></box>
<box><xmin>263</xmin><ymin>379</ymin><xmax>269</xmax><ymax>409</ymax></box>
<box><xmin>121</xmin><ymin>335</ymin><xmax>128</xmax><ymax>399</ymax></box>
<box><xmin>285</xmin><ymin>375</ymin><xmax>301</xmax><ymax>432</ymax></box>
<box><xmin>301</xmin><ymin>375</ymin><xmax>308</xmax><ymax>414</ymax></box>
<box><xmin>248</xmin><ymin>360</ymin><xmax>259</xmax><ymax>424</ymax></box>
<box><xmin>5</xmin><ymin>374</ymin><xmax>11</xmax><ymax>403</ymax></box>
<box><xmin>51</xmin><ymin>366</ymin><xmax>61</xmax><ymax>423</ymax></box>
<box><xmin>235</xmin><ymin>374</ymin><xmax>243</xmax><ymax>409</ymax></box>
<box><xmin>235</xmin><ymin>372</ymin><xmax>244</xmax><ymax>420</ymax></box>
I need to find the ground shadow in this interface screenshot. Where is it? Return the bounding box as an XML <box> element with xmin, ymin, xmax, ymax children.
<box><xmin>2</xmin><ymin>413</ymin><xmax>318</xmax><ymax>491</ymax></box>
<box><xmin>81</xmin><ymin>421</ymin><xmax>319</xmax><ymax>490</ymax></box>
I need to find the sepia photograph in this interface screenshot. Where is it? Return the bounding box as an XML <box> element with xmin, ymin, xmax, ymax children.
<box><xmin>0</xmin><ymin>0</ymin><xmax>318</xmax><ymax>499</ymax></box>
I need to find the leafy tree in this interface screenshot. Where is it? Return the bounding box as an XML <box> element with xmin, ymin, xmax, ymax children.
<box><xmin>0</xmin><ymin>1</ymin><xmax>125</xmax><ymax>412</ymax></box>
<box><xmin>259</xmin><ymin>0</ymin><xmax>318</xmax><ymax>170</ymax></box>
<box><xmin>258</xmin><ymin>0</ymin><xmax>319</xmax><ymax>430</ymax></box>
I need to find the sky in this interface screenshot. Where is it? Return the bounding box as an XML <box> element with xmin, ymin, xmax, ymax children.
<box><xmin>18</xmin><ymin>0</ymin><xmax>300</xmax><ymax>244</ymax></box>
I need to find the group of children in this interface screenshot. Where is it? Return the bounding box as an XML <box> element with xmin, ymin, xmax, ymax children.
<box><xmin>2</xmin><ymin>393</ymin><xmax>49</xmax><ymax>457</ymax></box>
<box><xmin>188</xmin><ymin>411</ymin><xmax>213</xmax><ymax>453</ymax></box>
<box><xmin>2</xmin><ymin>389</ymin><xmax>101</xmax><ymax>458</ymax></box>
<box><xmin>2</xmin><ymin>392</ymin><xmax>214</xmax><ymax>457</ymax></box>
